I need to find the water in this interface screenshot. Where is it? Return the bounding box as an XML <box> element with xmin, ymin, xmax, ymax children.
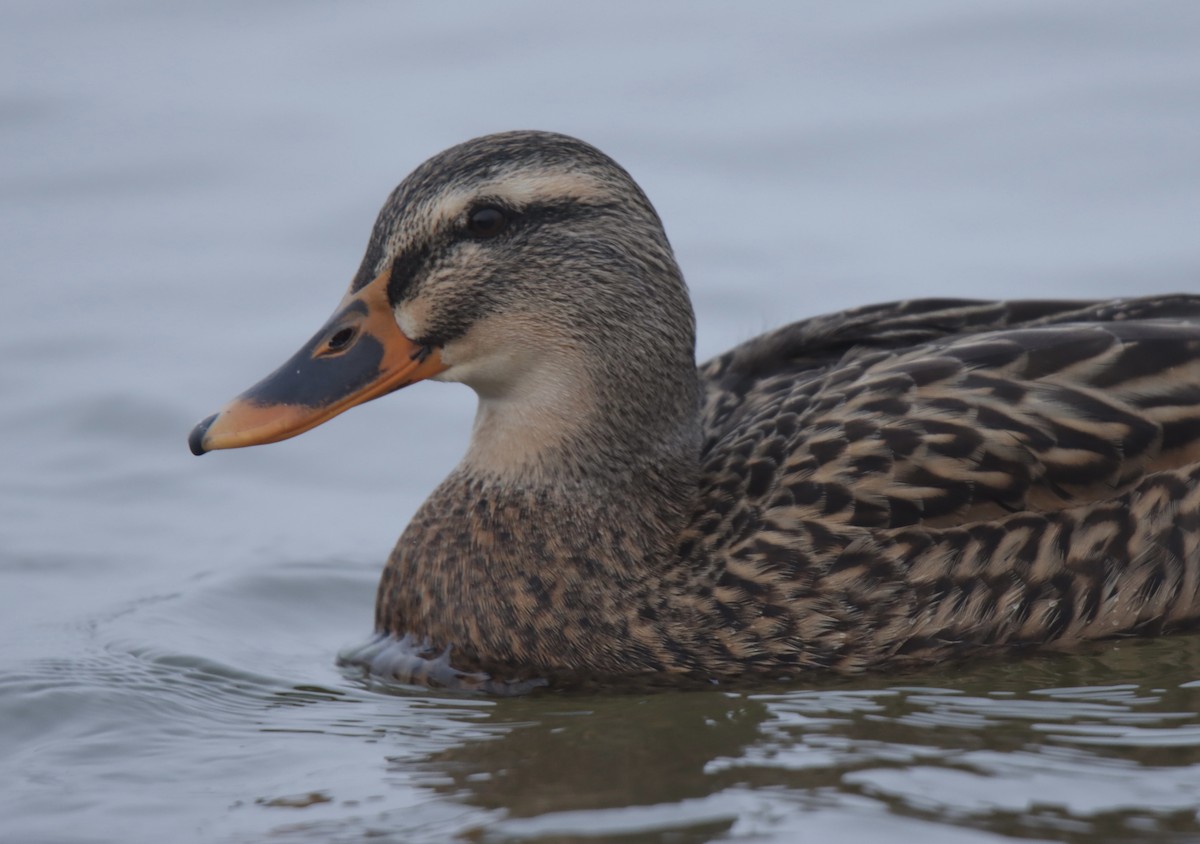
<box><xmin>3</xmin><ymin>1</ymin><xmax>1200</xmax><ymax>841</ymax></box>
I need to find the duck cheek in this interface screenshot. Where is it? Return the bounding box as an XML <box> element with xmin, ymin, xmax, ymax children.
<box><xmin>433</xmin><ymin>332</ymin><xmax>540</xmax><ymax>397</ymax></box>
<box><xmin>429</xmin><ymin>348</ymin><xmax>498</xmax><ymax>390</ymax></box>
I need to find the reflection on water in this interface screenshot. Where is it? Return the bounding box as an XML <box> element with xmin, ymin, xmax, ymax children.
<box><xmin>238</xmin><ymin>636</ymin><xmax>1200</xmax><ymax>842</ymax></box>
<box><xmin>402</xmin><ymin>639</ymin><xmax>1200</xmax><ymax>842</ymax></box>
<box><xmin>5</xmin><ymin>0</ymin><xmax>1200</xmax><ymax>841</ymax></box>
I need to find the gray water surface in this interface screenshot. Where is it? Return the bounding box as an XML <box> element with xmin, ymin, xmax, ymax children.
<box><xmin>4</xmin><ymin>2</ymin><xmax>1200</xmax><ymax>842</ymax></box>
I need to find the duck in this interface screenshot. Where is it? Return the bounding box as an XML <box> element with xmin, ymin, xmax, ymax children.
<box><xmin>189</xmin><ymin>130</ymin><xmax>1200</xmax><ymax>694</ymax></box>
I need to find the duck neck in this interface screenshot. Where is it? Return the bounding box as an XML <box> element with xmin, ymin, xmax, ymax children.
<box><xmin>377</xmin><ymin>312</ymin><xmax>706</xmax><ymax>672</ymax></box>
<box><xmin>458</xmin><ymin>336</ymin><xmax>704</xmax><ymax>567</ymax></box>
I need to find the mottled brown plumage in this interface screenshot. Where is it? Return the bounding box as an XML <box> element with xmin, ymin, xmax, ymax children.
<box><xmin>227</xmin><ymin>131</ymin><xmax>1200</xmax><ymax>693</ymax></box>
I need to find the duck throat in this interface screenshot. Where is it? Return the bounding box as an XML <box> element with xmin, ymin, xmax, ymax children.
<box><xmin>463</xmin><ymin>355</ymin><xmax>698</xmax><ymax>477</ymax></box>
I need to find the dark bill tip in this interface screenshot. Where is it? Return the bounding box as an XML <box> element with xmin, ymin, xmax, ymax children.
<box><xmin>188</xmin><ymin>413</ymin><xmax>218</xmax><ymax>456</ymax></box>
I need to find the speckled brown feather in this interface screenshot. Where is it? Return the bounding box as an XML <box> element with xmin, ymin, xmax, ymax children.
<box><xmin>330</xmin><ymin>132</ymin><xmax>1200</xmax><ymax>692</ymax></box>
<box><xmin>680</xmin><ymin>297</ymin><xmax>1200</xmax><ymax>673</ymax></box>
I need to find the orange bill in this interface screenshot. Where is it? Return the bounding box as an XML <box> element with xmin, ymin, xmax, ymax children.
<box><xmin>188</xmin><ymin>269</ymin><xmax>446</xmax><ymax>455</ymax></box>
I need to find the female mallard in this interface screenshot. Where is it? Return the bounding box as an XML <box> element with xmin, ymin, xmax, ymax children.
<box><xmin>190</xmin><ymin>131</ymin><xmax>1200</xmax><ymax>693</ymax></box>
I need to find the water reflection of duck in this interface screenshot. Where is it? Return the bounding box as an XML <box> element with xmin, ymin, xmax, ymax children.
<box><xmin>189</xmin><ymin>131</ymin><xmax>1200</xmax><ymax>693</ymax></box>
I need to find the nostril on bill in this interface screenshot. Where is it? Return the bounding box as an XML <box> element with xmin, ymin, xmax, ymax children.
<box><xmin>328</xmin><ymin>327</ymin><xmax>357</xmax><ymax>350</ymax></box>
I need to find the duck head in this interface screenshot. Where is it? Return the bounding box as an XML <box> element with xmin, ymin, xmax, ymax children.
<box><xmin>189</xmin><ymin>131</ymin><xmax>698</xmax><ymax>474</ymax></box>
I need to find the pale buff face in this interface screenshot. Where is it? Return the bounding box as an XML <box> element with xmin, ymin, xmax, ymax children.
<box><xmin>381</xmin><ymin>168</ymin><xmax>622</xmax><ymax>478</ymax></box>
<box><xmin>389</xmin><ymin>167</ymin><xmax>611</xmax><ymax>389</ymax></box>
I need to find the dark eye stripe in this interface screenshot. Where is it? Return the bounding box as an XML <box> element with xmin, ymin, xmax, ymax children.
<box><xmin>388</xmin><ymin>240</ymin><xmax>432</xmax><ymax>303</ymax></box>
<box><xmin>385</xmin><ymin>199</ymin><xmax>603</xmax><ymax>304</ymax></box>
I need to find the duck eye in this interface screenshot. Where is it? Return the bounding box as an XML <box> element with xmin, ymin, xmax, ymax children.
<box><xmin>466</xmin><ymin>206</ymin><xmax>508</xmax><ymax>239</ymax></box>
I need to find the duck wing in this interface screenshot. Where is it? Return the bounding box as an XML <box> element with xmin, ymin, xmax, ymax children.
<box><xmin>698</xmin><ymin>295</ymin><xmax>1200</xmax><ymax>530</ymax></box>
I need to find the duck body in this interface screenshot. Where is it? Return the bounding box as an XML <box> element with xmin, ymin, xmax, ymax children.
<box><xmin>191</xmin><ymin>131</ymin><xmax>1200</xmax><ymax>692</ymax></box>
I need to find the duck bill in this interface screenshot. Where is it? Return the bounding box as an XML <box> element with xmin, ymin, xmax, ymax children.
<box><xmin>188</xmin><ymin>269</ymin><xmax>446</xmax><ymax>455</ymax></box>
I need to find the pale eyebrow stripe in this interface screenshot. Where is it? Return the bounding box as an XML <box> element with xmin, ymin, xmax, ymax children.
<box><xmin>429</xmin><ymin>171</ymin><xmax>610</xmax><ymax>228</ymax></box>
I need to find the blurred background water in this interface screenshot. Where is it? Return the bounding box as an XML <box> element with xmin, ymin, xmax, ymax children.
<box><xmin>2</xmin><ymin>1</ymin><xmax>1200</xmax><ymax>842</ymax></box>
